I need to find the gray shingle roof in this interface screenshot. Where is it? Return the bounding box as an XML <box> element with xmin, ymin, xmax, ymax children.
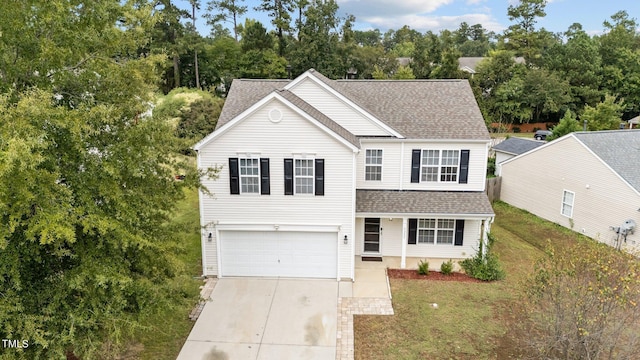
<box><xmin>458</xmin><ymin>57</ymin><xmax>486</xmax><ymax>73</ymax></box>
<box><xmin>276</xmin><ymin>90</ymin><xmax>360</xmax><ymax>148</ymax></box>
<box><xmin>493</xmin><ymin>137</ymin><xmax>545</xmax><ymax>155</ymax></box>
<box><xmin>356</xmin><ymin>190</ymin><xmax>494</xmax><ymax>216</ymax></box>
<box><xmin>573</xmin><ymin>130</ymin><xmax>640</xmax><ymax>192</ymax></box>
<box><xmin>216</xmin><ymin>70</ymin><xmax>490</xmax><ymax>140</ymax></box>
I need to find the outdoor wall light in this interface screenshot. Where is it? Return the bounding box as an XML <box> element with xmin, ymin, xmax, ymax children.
<box><xmin>343</xmin><ymin>235</ymin><xmax>348</xmax><ymax>245</ymax></box>
<box><xmin>208</xmin><ymin>233</ymin><xmax>212</xmax><ymax>242</ymax></box>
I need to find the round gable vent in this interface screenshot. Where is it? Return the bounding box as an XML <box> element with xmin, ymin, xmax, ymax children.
<box><xmin>268</xmin><ymin>108</ymin><xmax>283</xmax><ymax>123</ymax></box>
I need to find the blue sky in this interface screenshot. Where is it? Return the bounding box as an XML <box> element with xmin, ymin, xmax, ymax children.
<box><xmin>180</xmin><ymin>0</ymin><xmax>639</xmax><ymax>37</ymax></box>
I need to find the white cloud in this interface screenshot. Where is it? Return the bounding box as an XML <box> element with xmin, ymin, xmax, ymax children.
<box><xmin>337</xmin><ymin>0</ymin><xmax>453</xmax><ymax>17</ymax></box>
<box><xmin>363</xmin><ymin>13</ymin><xmax>505</xmax><ymax>33</ymax></box>
<box><xmin>466</xmin><ymin>0</ymin><xmax>486</xmax><ymax>4</ymax></box>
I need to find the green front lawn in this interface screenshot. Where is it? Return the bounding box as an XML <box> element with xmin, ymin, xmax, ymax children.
<box><xmin>354</xmin><ymin>201</ymin><xmax>587</xmax><ymax>359</ymax></box>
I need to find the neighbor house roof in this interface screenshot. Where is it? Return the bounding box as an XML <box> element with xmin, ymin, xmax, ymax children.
<box><xmin>458</xmin><ymin>57</ymin><xmax>486</xmax><ymax>74</ymax></box>
<box><xmin>356</xmin><ymin>190</ymin><xmax>495</xmax><ymax>216</ymax></box>
<box><xmin>216</xmin><ymin>69</ymin><xmax>490</xmax><ymax>141</ymax></box>
<box><xmin>492</xmin><ymin>137</ymin><xmax>545</xmax><ymax>156</ymax></box>
<box><xmin>573</xmin><ymin>130</ymin><xmax>640</xmax><ymax>192</ymax></box>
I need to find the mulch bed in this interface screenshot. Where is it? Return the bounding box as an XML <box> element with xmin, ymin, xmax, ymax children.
<box><xmin>387</xmin><ymin>268</ymin><xmax>484</xmax><ymax>283</ymax></box>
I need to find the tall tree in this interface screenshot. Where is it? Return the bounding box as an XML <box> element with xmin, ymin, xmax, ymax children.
<box><xmin>502</xmin><ymin>0</ymin><xmax>549</xmax><ymax>63</ymax></box>
<box><xmin>255</xmin><ymin>0</ymin><xmax>294</xmax><ymax>56</ymax></box>
<box><xmin>151</xmin><ymin>0</ymin><xmax>191</xmax><ymax>91</ymax></box>
<box><xmin>0</xmin><ymin>0</ymin><xmax>207</xmax><ymax>358</ymax></box>
<box><xmin>288</xmin><ymin>0</ymin><xmax>345</xmax><ymax>78</ymax></box>
<box><xmin>206</xmin><ymin>0</ymin><xmax>247</xmax><ymax>42</ymax></box>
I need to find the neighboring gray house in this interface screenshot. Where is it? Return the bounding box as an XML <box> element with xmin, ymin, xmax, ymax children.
<box><xmin>500</xmin><ymin>130</ymin><xmax>640</xmax><ymax>253</ymax></box>
<box><xmin>458</xmin><ymin>57</ymin><xmax>486</xmax><ymax>75</ymax></box>
<box><xmin>629</xmin><ymin>115</ymin><xmax>639</xmax><ymax>129</ymax></box>
<box><xmin>492</xmin><ymin>137</ymin><xmax>545</xmax><ymax>175</ymax></box>
<box><xmin>194</xmin><ymin>69</ymin><xmax>494</xmax><ymax>280</ymax></box>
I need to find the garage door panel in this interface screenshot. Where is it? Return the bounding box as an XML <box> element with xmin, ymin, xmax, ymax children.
<box><xmin>220</xmin><ymin>231</ymin><xmax>337</xmax><ymax>278</ymax></box>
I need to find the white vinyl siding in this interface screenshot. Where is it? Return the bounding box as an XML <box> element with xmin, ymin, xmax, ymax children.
<box><xmin>365</xmin><ymin>149</ymin><xmax>383</xmax><ymax>181</ymax></box>
<box><xmin>561</xmin><ymin>190</ymin><xmax>574</xmax><ymax>218</ymax></box>
<box><xmin>198</xmin><ymin>99</ymin><xmax>355</xmax><ymax>278</ymax></box>
<box><xmin>357</xmin><ymin>141</ymin><xmax>489</xmax><ymax>191</ymax></box>
<box><xmin>500</xmin><ymin>135</ymin><xmax>640</xmax><ymax>251</ymax></box>
<box><xmin>239</xmin><ymin>158</ymin><xmax>260</xmax><ymax>193</ymax></box>
<box><xmin>288</xmin><ymin>78</ymin><xmax>391</xmax><ymax>136</ymax></box>
<box><xmin>421</xmin><ymin>149</ymin><xmax>459</xmax><ymax>182</ymax></box>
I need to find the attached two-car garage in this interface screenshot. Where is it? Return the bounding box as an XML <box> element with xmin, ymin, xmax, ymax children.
<box><xmin>219</xmin><ymin>231</ymin><xmax>338</xmax><ymax>279</ymax></box>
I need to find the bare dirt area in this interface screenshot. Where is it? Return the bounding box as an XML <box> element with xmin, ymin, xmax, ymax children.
<box><xmin>387</xmin><ymin>269</ymin><xmax>484</xmax><ymax>283</ymax></box>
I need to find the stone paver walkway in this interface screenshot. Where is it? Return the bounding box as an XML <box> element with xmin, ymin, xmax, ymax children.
<box><xmin>188</xmin><ymin>277</ymin><xmax>218</xmax><ymax>320</ymax></box>
<box><xmin>336</xmin><ymin>297</ymin><xmax>394</xmax><ymax>360</ymax></box>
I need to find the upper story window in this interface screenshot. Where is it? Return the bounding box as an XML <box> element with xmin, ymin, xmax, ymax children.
<box><xmin>239</xmin><ymin>158</ymin><xmax>259</xmax><ymax>193</ymax></box>
<box><xmin>412</xmin><ymin>149</ymin><xmax>470</xmax><ymax>184</ymax></box>
<box><xmin>365</xmin><ymin>149</ymin><xmax>383</xmax><ymax>181</ymax></box>
<box><xmin>284</xmin><ymin>158</ymin><xmax>324</xmax><ymax>196</ymax></box>
<box><xmin>229</xmin><ymin>157</ymin><xmax>270</xmax><ymax>195</ymax></box>
<box><xmin>295</xmin><ymin>159</ymin><xmax>314</xmax><ymax>194</ymax></box>
<box><xmin>561</xmin><ymin>190</ymin><xmax>574</xmax><ymax>218</ymax></box>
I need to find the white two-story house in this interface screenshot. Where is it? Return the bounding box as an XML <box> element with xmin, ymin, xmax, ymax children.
<box><xmin>194</xmin><ymin>69</ymin><xmax>494</xmax><ymax>281</ymax></box>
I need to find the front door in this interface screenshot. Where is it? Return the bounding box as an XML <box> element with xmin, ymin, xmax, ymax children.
<box><xmin>364</xmin><ymin>218</ymin><xmax>381</xmax><ymax>253</ymax></box>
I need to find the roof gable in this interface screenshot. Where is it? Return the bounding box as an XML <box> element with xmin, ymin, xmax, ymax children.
<box><xmin>285</xmin><ymin>70</ymin><xmax>403</xmax><ymax>137</ymax></box>
<box><xmin>573</xmin><ymin>130</ymin><xmax>640</xmax><ymax>192</ymax></box>
<box><xmin>194</xmin><ymin>90</ymin><xmax>359</xmax><ymax>152</ymax></box>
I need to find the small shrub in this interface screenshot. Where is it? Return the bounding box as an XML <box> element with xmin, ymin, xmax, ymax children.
<box><xmin>440</xmin><ymin>259</ymin><xmax>454</xmax><ymax>275</ymax></box>
<box><xmin>417</xmin><ymin>259</ymin><xmax>429</xmax><ymax>275</ymax></box>
<box><xmin>532</xmin><ymin>127</ymin><xmax>540</xmax><ymax>132</ymax></box>
<box><xmin>460</xmin><ymin>233</ymin><xmax>506</xmax><ymax>281</ymax></box>
<box><xmin>486</xmin><ymin>157</ymin><xmax>496</xmax><ymax>176</ymax></box>
<box><xmin>512</xmin><ymin>126</ymin><xmax>521</xmax><ymax>133</ymax></box>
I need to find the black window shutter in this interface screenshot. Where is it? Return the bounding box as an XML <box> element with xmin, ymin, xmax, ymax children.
<box><xmin>315</xmin><ymin>159</ymin><xmax>324</xmax><ymax>196</ymax></box>
<box><xmin>284</xmin><ymin>158</ymin><xmax>293</xmax><ymax>195</ymax></box>
<box><xmin>229</xmin><ymin>158</ymin><xmax>239</xmax><ymax>195</ymax></box>
<box><xmin>410</xmin><ymin>149</ymin><xmax>421</xmax><ymax>183</ymax></box>
<box><xmin>408</xmin><ymin>219</ymin><xmax>417</xmax><ymax>244</ymax></box>
<box><xmin>454</xmin><ymin>220</ymin><xmax>465</xmax><ymax>246</ymax></box>
<box><xmin>459</xmin><ymin>150</ymin><xmax>470</xmax><ymax>184</ymax></box>
<box><xmin>260</xmin><ymin>158</ymin><xmax>270</xmax><ymax>195</ymax></box>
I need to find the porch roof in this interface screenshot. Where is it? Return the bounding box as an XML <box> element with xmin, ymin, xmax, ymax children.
<box><xmin>356</xmin><ymin>190</ymin><xmax>494</xmax><ymax>217</ymax></box>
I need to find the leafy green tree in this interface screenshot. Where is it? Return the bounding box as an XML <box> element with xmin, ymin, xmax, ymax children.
<box><xmin>354</xmin><ymin>29</ymin><xmax>382</xmax><ymax>47</ymax></box>
<box><xmin>582</xmin><ymin>94</ymin><xmax>625</xmax><ymax>131</ymax></box>
<box><xmin>548</xmin><ymin>110</ymin><xmax>582</xmax><ymax>140</ymax></box>
<box><xmin>240</xmin><ymin>19</ymin><xmax>275</xmax><ymax>52</ymax></box>
<box><xmin>430</xmin><ymin>48</ymin><xmax>464</xmax><ymax>79</ymax></box>
<box><xmin>255</xmin><ymin>0</ymin><xmax>294</xmax><ymax>56</ymax></box>
<box><xmin>0</xmin><ymin>1</ymin><xmax>210</xmax><ymax>358</ymax></box>
<box><xmin>502</xmin><ymin>0</ymin><xmax>551</xmax><ymax>63</ymax></box>
<box><xmin>543</xmin><ymin>23</ymin><xmax>603</xmax><ymax>112</ymax></box>
<box><xmin>287</xmin><ymin>0</ymin><xmax>345</xmax><ymax>78</ymax></box>
<box><xmin>206</xmin><ymin>0</ymin><xmax>247</xmax><ymax>41</ymax></box>
<box><xmin>392</xmin><ymin>65</ymin><xmax>416</xmax><ymax>79</ymax></box>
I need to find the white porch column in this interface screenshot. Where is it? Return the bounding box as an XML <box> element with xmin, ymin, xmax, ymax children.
<box><xmin>401</xmin><ymin>217</ymin><xmax>407</xmax><ymax>268</ymax></box>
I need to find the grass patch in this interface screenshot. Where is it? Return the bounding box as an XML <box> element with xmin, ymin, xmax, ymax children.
<box><xmin>354</xmin><ymin>201</ymin><xmax>591</xmax><ymax>359</ymax></box>
<box><xmin>133</xmin><ymin>188</ymin><xmax>203</xmax><ymax>360</ymax></box>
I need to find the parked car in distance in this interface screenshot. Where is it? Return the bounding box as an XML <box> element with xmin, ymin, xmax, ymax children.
<box><xmin>534</xmin><ymin>130</ymin><xmax>552</xmax><ymax>140</ymax></box>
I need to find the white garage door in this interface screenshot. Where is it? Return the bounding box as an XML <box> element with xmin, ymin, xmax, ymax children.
<box><xmin>219</xmin><ymin>231</ymin><xmax>338</xmax><ymax>278</ymax></box>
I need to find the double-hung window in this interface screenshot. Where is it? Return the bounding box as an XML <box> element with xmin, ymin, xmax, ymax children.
<box><xmin>365</xmin><ymin>149</ymin><xmax>383</xmax><ymax>181</ymax></box>
<box><xmin>295</xmin><ymin>159</ymin><xmax>314</xmax><ymax>194</ymax></box>
<box><xmin>413</xmin><ymin>149</ymin><xmax>469</xmax><ymax>184</ymax></box>
<box><xmin>229</xmin><ymin>157</ymin><xmax>270</xmax><ymax>195</ymax></box>
<box><xmin>239</xmin><ymin>158</ymin><xmax>259</xmax><ymax>193</ymax></box>
<box><xmin>561</xmin><ymin>190</ymin><xmax>574</xmax><ymax>218</ymax></box>
<box><xmin>417</xmin><ymin>219</ymin><xmax>455</xmax><ymax>244</ymax></box>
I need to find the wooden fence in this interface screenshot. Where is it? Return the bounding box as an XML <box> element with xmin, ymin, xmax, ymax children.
<box><xmin>486</xmin><ymin>177</ymin><xmax>502</xmax><ymax>202</ymax></box>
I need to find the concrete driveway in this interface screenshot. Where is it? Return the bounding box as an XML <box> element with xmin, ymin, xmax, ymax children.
<box><xmin>177</xmin><ymin>278</ymin><xmax>338</xmax><ymax>360</ymax></box>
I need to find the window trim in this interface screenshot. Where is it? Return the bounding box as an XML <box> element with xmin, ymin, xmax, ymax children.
<box><xmin>561</xmin><ymin>189</ymin><xmax>575</xmax><ymax>218</ymax></box>
<box><xmin>294</xmin><ymin>158</ymin><xmax>315</xmax><ymax>195</ymax></box>
<box><xmin>239</xmin><ymin>157</ymin><xmax>260</xmax><ymax>194</ymax></box>
<box><xmin>416</xmin><ymin>218</ymin><xmax>455</xmax><ymax>245</ymax></box>
<box><xmin>364</xmin><ymin>149</ymin><xmax>383</xmax><ymax>181</ymax></box>
<box><xmin>420</xmin><ymin>149</ymin><xmax>460</xmax><ymax>183</ymax></box>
